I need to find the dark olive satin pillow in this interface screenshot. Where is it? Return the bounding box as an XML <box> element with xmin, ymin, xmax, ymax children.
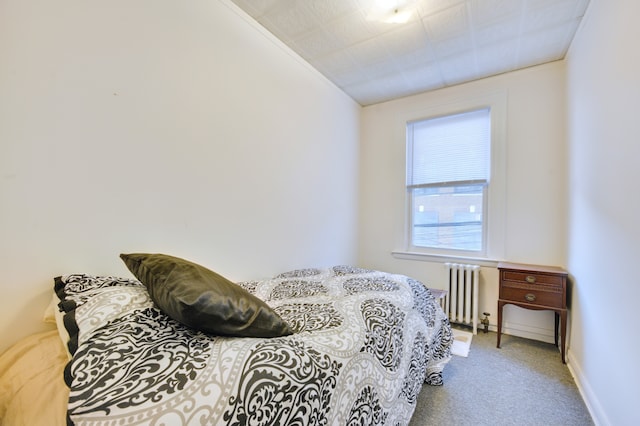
<box><xmin>120</xmin><ymin>253</ymin><xmax>292</xmax><ymax>337</ymax></box>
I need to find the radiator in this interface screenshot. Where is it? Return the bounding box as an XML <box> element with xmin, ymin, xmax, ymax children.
<box><xmin>442</xmin><ymin>263</ymin><xmax>481</xmax><ymax>334</ymax></box>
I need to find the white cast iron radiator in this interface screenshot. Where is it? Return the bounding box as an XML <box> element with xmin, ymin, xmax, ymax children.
<box><xmin>442</xmin><ymin>263</ymin><xmax>481</xmax><ymax>334</ymax></box>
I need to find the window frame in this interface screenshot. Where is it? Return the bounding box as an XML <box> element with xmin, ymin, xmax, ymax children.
<box><xmin>406</xmin><ymin>107</ymin><xmax>491</xmax><ymax>256</ymax></box>
<box><xmin>395</xmin><ymin>91</ymin><xmax>507</xmax><ymax>264</ymax></box>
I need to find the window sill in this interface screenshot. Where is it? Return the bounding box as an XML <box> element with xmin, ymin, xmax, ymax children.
<box><xmin>391</xmin><ymin>250</ymin><xmax>500</xmax><ymax>267</ymax></box>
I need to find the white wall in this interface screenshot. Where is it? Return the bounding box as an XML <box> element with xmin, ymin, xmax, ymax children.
<box><xmin>566</xmin><ymin>1</ymin><xmax>640</xmax><ymax>424</ymax></box>
<box><xmin>0</xmin><ymin>0</ymin><xmax>360</xmax><ymax>352</ymax></box>
<box><xmin>359</xmin><ymin>62</ymin><xmax>568</xmax><ymax>342</ymax></box>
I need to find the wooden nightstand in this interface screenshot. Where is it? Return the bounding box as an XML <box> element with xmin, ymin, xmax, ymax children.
<box><xmin>496</xmin><ymin>262</ymin><xmax>568</xmax><ymax>363</ymax></box>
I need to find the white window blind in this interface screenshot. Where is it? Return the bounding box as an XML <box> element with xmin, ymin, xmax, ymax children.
<box><xmin>407</xmin><ymin>108</ymin><xmax>491</xmax><ymax>187</ymax></box>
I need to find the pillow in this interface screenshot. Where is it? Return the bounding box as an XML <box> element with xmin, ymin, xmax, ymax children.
<box><xmin>119</xmin><ymin>253</ymin><xmax>293</xmax><ymax>338</ymax></box>
<box><xmin>53</xmin><ymin>295</ymin><xmax>73</xmax><ymax>360</ymax></box>
<box><xmin>42</xmin><ymin>293</ymin><xmax>58</xmax><ymax>324</ymax></box>
<box><xmin>54</xmin><ymin>274</ymin><xmax>153</xmax><ymax>357</ymax></box>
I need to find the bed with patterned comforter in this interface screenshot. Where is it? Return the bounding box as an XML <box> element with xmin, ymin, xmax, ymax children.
<box><xmin>52</xmin><ymin>264</ymin><xmax>452</xmax><ymax>425</ymax></box>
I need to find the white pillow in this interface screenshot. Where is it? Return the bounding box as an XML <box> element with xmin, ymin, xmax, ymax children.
<box><xmin>42</xmin><ymin>293</ymin><xmax>58</xmax><ymax>324</ymax></box>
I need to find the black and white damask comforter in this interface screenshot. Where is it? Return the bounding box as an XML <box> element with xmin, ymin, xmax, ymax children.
<box><xmin>56</xmin><ymin>266</ymin><xmax>452</xmax><ymax>425</ymax></box>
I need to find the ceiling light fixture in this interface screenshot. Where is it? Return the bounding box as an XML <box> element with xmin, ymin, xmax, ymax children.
<box><xmin>366</xmin><ymin>0</ymin><xmax>417</xmax><ymax>24</ymax></box>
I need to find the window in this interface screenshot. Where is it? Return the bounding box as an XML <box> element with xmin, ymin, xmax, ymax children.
<box><xmin>406</xmin><ymin>108</ymin><xmax>491</xmax><ymax>254</ymax></box>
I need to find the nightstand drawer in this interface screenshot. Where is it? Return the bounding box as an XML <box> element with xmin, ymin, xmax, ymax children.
<box><xmin>500</xmin><ymin>286</ymin><xmax>563</xmax><ymax>308</ymax></box>
<box><xmin>502</xmin><ymin>271</ymin><xmax>563</xmax><ymax>288</ymax></box>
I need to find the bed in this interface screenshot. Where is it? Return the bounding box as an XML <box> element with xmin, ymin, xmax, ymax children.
<box><xmin>0</xmin><ymin>253</ymin><xmax>452</xmax><ymax>425</ymax></box>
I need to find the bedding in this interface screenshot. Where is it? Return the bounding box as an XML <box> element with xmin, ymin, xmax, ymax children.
<box><xmin>2</xmin><ymin>264</ymin><xmax>452</xmax><ymax>425</ymax></box>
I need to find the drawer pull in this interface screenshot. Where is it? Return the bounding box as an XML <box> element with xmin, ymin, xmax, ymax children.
<box><xmin>525</xmin><ymin>275</ymin><xmax>536</xmax><ymax>284</ymax></box>
<box><xmin>525</xmin><ymin>293</ymin><xmax>536</xmax><ymax>302</ymax></box>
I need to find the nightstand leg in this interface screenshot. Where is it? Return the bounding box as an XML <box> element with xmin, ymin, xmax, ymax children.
<box><xmin>560</xmin><ymin>309</ymin><xmax>567</xmax><ymax>364</ymax></box>
<box><xmin>554</xmin><ymin>312</ymin><xmax>559</xmax><ymax>347</ymax></box>
<box><xmin>497</xmin><ymin>300</ymin><xmax>504</xmax><ymax>348</ymax></box>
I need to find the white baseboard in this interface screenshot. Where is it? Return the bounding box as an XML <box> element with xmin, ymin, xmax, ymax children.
<box><xmin>496</xmin><ymin>321</ymin><xmax>556</xmax><ymax>344</ymax></box>
<box><xmin>566</xmin><ymin>350</ymin><xmax>610</xmax><ymax>426</ymax></box>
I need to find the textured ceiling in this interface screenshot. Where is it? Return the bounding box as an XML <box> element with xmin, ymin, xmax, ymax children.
<box><xmin>230</xmin><ymin>0</ymin><xmax>590</xmax><ymax>105</ymax></box>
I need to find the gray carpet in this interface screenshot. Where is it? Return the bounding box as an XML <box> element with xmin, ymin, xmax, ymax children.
<box><xmin>410</xmin><ymin>328</ymin><xmax>593</xmax><ymax>426</ymax></box>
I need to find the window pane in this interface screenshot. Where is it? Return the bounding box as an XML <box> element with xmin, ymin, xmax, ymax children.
<box><xmin>411</xmin><ymin>184</ymin><xmax>484</xmax><ymax>251</ymax></box>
